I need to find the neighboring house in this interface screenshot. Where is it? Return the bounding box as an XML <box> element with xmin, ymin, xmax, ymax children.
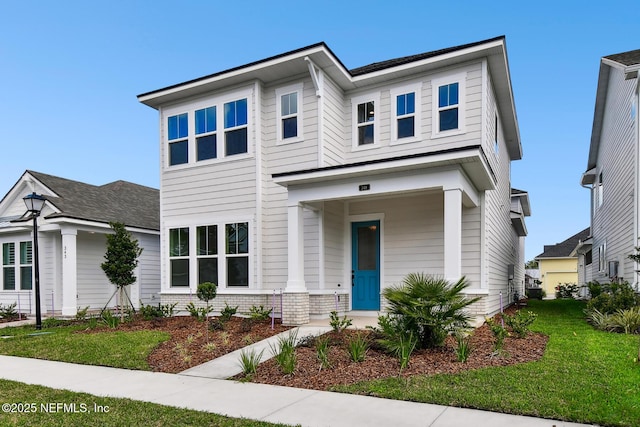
<box><xmin>581</xmin><ymin>48</ymin><xmax>640</xmax><ymax>289</ymax></box>
<box><xmin>0</xmin><ymin>171</ymin><xmax>160</xmax><ymax>316</ymax></box>
<box><xmin>138</xmin><ymin>36</ymin><xmax>529</xmax><ymax>325</ymax></box>
<box><xmin>535</xmin><ymin>228</ymin><xmax>590</xmax><ymax>298</ymax></box>
<box><xmin>524</xmin><ymin>269</ymin><xmax>540</xmax><ymax>288</ymax></box>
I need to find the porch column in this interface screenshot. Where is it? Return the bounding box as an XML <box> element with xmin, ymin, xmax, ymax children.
<box><xmin>61</xmin><ymin>228</ymin><xmax>78</xmax><ymax>316</ymax></box>
<box><xmin>444</xmin><ymin>189</ymin><xmax>462</xmax><ymax>282</ymax></box>
<box><xmin>283</xmin><ymin>203</ymin><xmax>309</xmax><ymax>325</ymax></box>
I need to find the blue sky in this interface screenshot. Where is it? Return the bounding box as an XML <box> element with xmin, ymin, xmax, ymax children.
<box><xmin>1</xmin><ymin>0</ymin><xmax>638</xmax><ymax>261</ymax></box>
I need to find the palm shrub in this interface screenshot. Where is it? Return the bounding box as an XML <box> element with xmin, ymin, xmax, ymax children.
<box><xmin>382</xmin><ymin>273</ymin><xmax>480</xmax><ymax>349</ymax></box>
<box><xmin>371</xmin><ymin>313</ymin><xmax>418</xmax><ymax>371</ymax></box>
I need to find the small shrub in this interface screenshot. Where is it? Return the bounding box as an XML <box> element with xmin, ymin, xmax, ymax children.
<box><xmin>220</xmin><ymin>331</ymin><xmax>230</xmax><ymax>346</ymax></box>
<box><xmin>140</xmin><ymin>303</ymin><xmax>163</xmax><ymax>320</ymax></box>
<box><xmin>370</xmin><ymin>313</ymin><xmax>417</xmax><ymax>371</ymax></box>
<box><xmin>241</xmin><ymin>334</ymin><xmax>255</xmax><ymax>345</ymax></box>
<box><xmin>270</xmin><ymin>330</ymin><xmax>298</xmax><ymax>375</ymax></box>
<box><xmin>586</xmin><ymin>281</ymin><xmax>640</xmax><ymax>314</ymax></box>
<box><xmin>382</xmin><ymin>273</ymin><xmax>480</xmax><ymax>349</ymax></box>
<box><xmin>346</xmin><ymin>332</ymin><xmax>369</xmax><ymax>363</ymax></box>
<box><xmin>209</xmin><ymin>318</ymin><xmax>226</xmax><ymax>331</ymax></box>
<box><xmin>555</xmin><ymin>283</ymin><xmax>579</xmax><ymax>299</ymax></box>
<box><xmin>101</xmin><ymin>310</ymin><xmax>120</xmax><ymax>329</ymax></box>
<box><xmin>247</xmin><ymin>305</ymin><xmax>272</xmax><ymax>321</ymax></box>
<box><xmin>220</xmin><ymin>303</ymin><xmax>238</xmax><ymax>322</ymax></box>
<box><xmin>455</xmin><ymin>332</ymin><xmax>472</xmax><ymax>363</ymax></box>
<box><xmin>585</xmin><ymin>308</ymin><xmax>613</xmax><ymax>331</ymax></box>
<box><xmin>203</xmin><ymin>342</ymin><xmax>217</xmax><ymax>352</ymax></box>
<box><xmin>87</xmin><ymin>317</ymin><xmax>98</xmax><ymax>329</ymax></box>
<box><xmin>329</xmin><ymin>311</ymin><xmax>352</xmax><ymax>332</ymax></box>
<box><xmin>0</xmin><ymin>303</ymin><xmax>18</xmax><ymax>320</ymax></box>
<box><xmin>161</xmin><ymin>302</ymin><xmax>178</xmax><ymax>317</ymax></box>
<box><xmin>486</xmin><ymin>316</ymin><xmax>508</xmax><ymax>353</ymax></box>
<box><xmin>315</xmin><ymin>335</ymin><xmax>331</xmax><ymax>370</ymax></box>
<box><xmin>75</xmin><ymin>306</ymin><xmax>90</xmax><ymax>321</ymax></box>
<box><xmin>185</xmin><ymin>302</ymin><xmax>212</xmax><ymax>321</ymax></box>
<box><xmin>238</xmin><ymin>348</ymin><xmax>264</xmax><ymax>376</ymax></box>
<box><xmin>588</xmin><ymin>281</ymin><xmax>603</xmax><ymax>299</ymax></box>
<box><xmin>240</xmin><ymin>317</ymin><xmax>254</xmax><ymax>333</ymax></box>
<box><xmin>609</xmin><ymin>307</ymin><xmax>640</xmax><ymax>334</ymax></box>
<box><xmin>503</xmin><ymin>310</ymin><xmax>538</xmax><ymax>338</ymax></box>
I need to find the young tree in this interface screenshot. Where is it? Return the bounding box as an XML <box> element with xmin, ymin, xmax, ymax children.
<box><xmin>101</xmin><ymin>222</ymin><xmax>143</xmax><ymax>320</ymax></box>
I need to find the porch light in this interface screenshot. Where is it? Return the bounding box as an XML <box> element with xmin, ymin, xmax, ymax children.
<box><xmin>23</xmin><ymin>192</ymin><xmax>46</xmax><ymax>330</ymax></box>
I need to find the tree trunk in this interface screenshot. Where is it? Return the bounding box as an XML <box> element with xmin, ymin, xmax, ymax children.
<box><xmin>119</xmin><ymin>286</ymin><xmax>124</xmax><ymax>321</ymax></box>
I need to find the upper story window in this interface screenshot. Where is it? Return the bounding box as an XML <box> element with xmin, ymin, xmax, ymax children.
<box><xmin>597</xmin><ymin>172</ymin><xmax>604</xmax><ymax>207</ymax></box>
<box><xmin>163</xmin><ymin>90</ymin><xmax>251</xmax><ymax>168</ymax></box>
<box><xmin>195</xmin><ymin>106</ymin><xmax>217</xmax><ymax>161</ymax></box>
<box><xmin>438</xmin><ymin>83</ymin><xmax>459</xmax><ymax>131</ymax></box>
<box><xmin>224</xmin><ymin>99</ymin><xmax>248</xmax><ymax>156</ymax></box>
<box><xmin>276</xmin><ymin>83</ymin><xmax>303</xmax><ymax>144</ymax></box>
<box><xmin>390</xmin><ymin>83</ymin><xmax>421</xmax><ymax>144</ymax></box>
<box><xmin>168</xmin><ymin>113</ymin><xmax>188</xmax><ymax>166</ymax></box>
<box><xmin>431</xmin><ymin>73</ymin><xmax>466</xmax><ymax>138</ymax></box>
<box><xmin>351</xmin><ymin>93</ymin><xmax>380</xmax><ymax>150</ymax></box>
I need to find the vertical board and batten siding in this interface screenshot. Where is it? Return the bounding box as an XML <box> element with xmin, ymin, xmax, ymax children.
<box><xmin>75</xmin><ymin>232</ymin><xmax>114</xmax><ymax>310</ymax></box>
<box><xmin>321</xmin><ymin>75</ymin><xmax>347</xmax><ymax>166</ymax></box>
<box><xmin>342</xmin><ymin>63</ymin><xmax>484</xmax><ymax>164</ymax></box>
<box><xmin>590</xmin><ymin>67</ymin><xmax>637</xmax><ymax>282</ymax></box>
<box><xmin>134</xmin><ymin>232</ymin><xmax>160</xmax><ymax>304</ymax></box>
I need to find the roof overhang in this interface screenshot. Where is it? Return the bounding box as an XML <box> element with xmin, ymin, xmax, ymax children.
<box><xmin>511</xmin><ymin>211</ymin><xmax>528</xmax><ymax>236</ymax></box>
<box><xmin>273</xmin><ymin>146</ymin><xmax>495</xmax><ymax>193</ymax></box>
<box><xmin>581</xmin><ymin>167</ymin><xmax>597</xmax><ymax>186</ymax></box>
<box><xmin>570</xmin><ymin>236</ymin><xmax>593</xmax><ymax>257</ymax></box>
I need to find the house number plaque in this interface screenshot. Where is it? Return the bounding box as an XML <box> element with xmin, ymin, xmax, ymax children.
<box><xmin>359</xmin><ymin>184</ymin><xmax>370</xmax><ymax>191</ymax></box>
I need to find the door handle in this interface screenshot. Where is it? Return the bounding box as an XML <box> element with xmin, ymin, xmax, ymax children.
<box><xmin>351</xmin><ymin>270</ymin><xmax>355</xmax><ymax>287</ymax></box>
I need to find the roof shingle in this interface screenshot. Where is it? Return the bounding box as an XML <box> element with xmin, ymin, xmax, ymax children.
<box><xmin>536</xmin><ymin>227</ymin><xmax>590</xmax><ymax>259</ymax></box>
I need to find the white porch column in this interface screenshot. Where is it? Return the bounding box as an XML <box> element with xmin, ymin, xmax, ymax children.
<box><xmin>286</xmin><ymin>203</ymin><xmax>306</xmax><ymax>291</ymax></box>
<box><xmin>444</xmin><ymin>188</ymin><xmax>462</xmax><ymax>282</ymax></box>
<box><xmin>61</xmin><ymin>228</ymin><xmax>78</xmax><ymax>316</ymax></box>
<box><xmin>283</xmin><ymin>202</ymin><xmax>309</xmax><ymax>325</ymax></box>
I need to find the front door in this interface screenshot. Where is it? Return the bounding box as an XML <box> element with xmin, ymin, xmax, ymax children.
<box><xmin>351</xmin><ymin>220</ymin><xmax>380</xmax><ymax>310</ymax></box>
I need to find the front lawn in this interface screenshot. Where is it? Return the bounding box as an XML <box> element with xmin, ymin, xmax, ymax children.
<box><xmin>0</xmin><ymin>379</ymin><xmax>291</xmax><ymax>427</ymax></box>
<box><xmin>0</xmin><ymin>323</ymin><xmax>169</xmax><ymax>370</ymax></box>
<box><xmin>334</xmin><ymin>299</ymin><xmax>640</xmax><ymax>427</ymax></box>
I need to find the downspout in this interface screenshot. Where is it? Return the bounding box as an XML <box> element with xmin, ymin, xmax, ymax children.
<box><xmin>305</xmin><ymin>56</ymin><xmax>324</xmax><ymax>167</ymax></box>
<box><xmin>634</xmin><ymin>73</ymin><xmax>640</xmax><ymax>290</ymax></box>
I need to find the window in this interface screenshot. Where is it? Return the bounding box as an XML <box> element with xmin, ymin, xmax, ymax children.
<box><xmin>597</xmin><ymin>172</ymin><xmax>604</xmax><ymax>207</ymax></box>
<box><xmin>195</xmin><ymin>106</ymin><xmax>217</xmax><ymax>161</ymax></box>
<box><xmin>2</xmin><ymin>243</ymin><xmax>15</xmax><ymax>290</ymax></box>
<box><xmin>357</xmin><ymin>101</ymin><xmax>375</xmax><ymax>145</ymax></box>
<box><xmin>585</xmin><ymin>249</ymin><xmax>592</xmax><ymax>265</ymax></box>
<box><xmin>494</xmin><ymin>114</ymin><xmax>500</xmax><ymax>156</ymax></box>
<box><xmin>169</xmin><ymin>228</ymin><xmax>189</xmax><ymax>287</ymax></box>
<box><xmin>438</xmin><ymin>83</ymin><xmax>459</xmax><ymax>131</ymax></box>
<box><xmin>224</xmin><ymin>99</ymin><xmax>248</xmax><ymax>156</ymax></box>
<box><xmin>226</xmin><ymin>222</ymin><xmax>249</xmax><ymax>287</ymax></box>
<box><xmin>197</xmin><ymin>225</ymin><xmax>218</xmax><ymax>285</ymax></box>
<box><xmin>276</xmin><ymin>84</ymin><xmax>303</xmax><ymax>144</ymax></box>
<box><xmin>432</xmin><ymin>73</ymin><xmax>465</xmax><ymax>137</ymax></box>
<box><xmin>168</xmin><ymin>113</ymin><xmax>188</xmax><ymax>165</ymax></box>
<box><xmin>20</xmin><ymin>242</ymin><xmax>32</xmax><ymax>290</ymax></box>
<box><xmin>390</xmin><ymin>83</ymin><xmax>421</xmax><ymax>144</ymax></box>
<box><xmin>598</xmin><ymin>243</ymin><xmax>606</xmax><ymax>272</ymax></box>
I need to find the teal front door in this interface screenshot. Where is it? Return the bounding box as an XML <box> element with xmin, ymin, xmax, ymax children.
<box><xmin>351</xmin><ymin>220</ymin><xmax>380</xmax><ymax>310</ymax></box>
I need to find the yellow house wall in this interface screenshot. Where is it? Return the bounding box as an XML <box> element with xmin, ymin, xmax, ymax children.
<box><xmin>538</xmin><ymin>258</ymin><xmax>578</xmax><ymax>299</ymax></box>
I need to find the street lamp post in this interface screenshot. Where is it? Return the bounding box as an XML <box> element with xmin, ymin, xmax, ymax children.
<box><xmin>23</xmin><ymin>192</ymin><xmax>46</xmax><ymax>330</ymax></box>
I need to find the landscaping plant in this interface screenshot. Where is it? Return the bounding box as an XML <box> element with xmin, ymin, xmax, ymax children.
<box><xmin>329</xmin><ymin>310</ymin><xmax>352</xmax><ymax>332</ymax></box>
<box><xmin>555</xmin><ymin>283</ymin><xmax>578</xmax><ymax>299</ymax></box>
<box><xmin>346</xmin><ymin>332</ymin><xmax>369</xmax><ymax>362</ymax></box>
<box><xmin>503</xmin><ymin>310</ymin><xmax>538</xmax><ymax>338</ymax></box>
<box><xmin>220</xmin><ymin>302</ymin><xmax>238</xmax><ymax>322</ymax></box>
<box><xmin>370</xmin><ymin>314</ymin><xmax>418</xmax><ymax>372</ymax></box>
<box><xmin>485</xmin><ymin>316</ymin><xmax>508</xmax><ymax>354</ymax></box>
<box><xmin>269</xmin><ymin>330</ymin><xmax>298</xmax><ymax>374</ymax></box>
<box><xmin>382</xmin><ymin>273</ymin><xmax>479</xmax><ymax>348</ymax></box>
<box><xmin>247</xmin><ymin>305</ymin><xmax>272</xmax><ymax>321</ymax></box>
<box><xmin>0</xmin><ymin>302</ymin><xmax>19</xmax><ymax>320</ymax></box>
<box><xmin>238</xmin><ymin>348</ymin><xmax>264</xmax><ymax>377</ymax></box>
<box><xmin>454</xmin><ymin>332</ymin><xmax>472</xmax><ymax>362</ymax></box>
<box><xmin>315</xmin><ymin>335</ymin><xmax>331</xmax><ymax>370</ymax></box>
<box><xmin>196</xmin><ymin>281</ymin><xmax>218</xmax><ymax>341</ymax></box>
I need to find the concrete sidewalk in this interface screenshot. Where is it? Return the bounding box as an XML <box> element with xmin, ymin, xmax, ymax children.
<box><xmin>0</xmin><ymin>355</ymin><xmax>594</xmax><ymax>427</ymax></box>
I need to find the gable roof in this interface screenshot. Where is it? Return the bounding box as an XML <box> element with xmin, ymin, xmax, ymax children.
<box><xmin>583</xmin><ymin>48</ymin><xmax>640</xmax><ymax>175</ymax></box>
<box><xmin>536</xmin><ymin>227</ymin><xmax>591</xmax><ymax>259</ymax></box>
<box><xmin>17</xmin><ymin>171</ymin><xmax>159</xmax><ymax>231</ymax></box>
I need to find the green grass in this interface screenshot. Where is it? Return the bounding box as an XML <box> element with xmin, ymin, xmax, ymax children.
<box><xmin>334</xmin><ymin>300</ymin><xmax>640</xmax><ymax>427</ymax></box>
<box><xmin>0</xmin><ymin>379</ymin><xmax>292</xmax><ymax>426</ymax></box>
<box><xmin>0</xmin><ymin>322</ymin><xmax>169</xmax><ymax>370</ymax></box>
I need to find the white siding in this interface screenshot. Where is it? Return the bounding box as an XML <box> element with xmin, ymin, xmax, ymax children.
<box><xmin>135</xmin><ymin>232</ymin><xmax>160</xmax><ymax>305</ymax></box>
<box><xmin>76</xmin><ymin>232</ymin><xmax>114</xmax><ymax>310</ymax></box>
<box><xmin>323</xmin><ymin>200</ymin><xmax>345</xmax><ymax>287</ymax></box>
<box><xmin>590</xmin><ymin>66</ymin><xmax>637</xmax><ymax>283</ymax></box>
<box><xmin>322</xmin><ymin>75</ymin><xmax>347</xmax><ymax>166</ymax></box>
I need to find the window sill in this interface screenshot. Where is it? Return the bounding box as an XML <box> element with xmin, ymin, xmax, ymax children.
<box><xmin>164</xmin><ymin>152</ymin><xmax>254</xmax><ymax>171</ymax></box>
<box><xmin>390</xmin><ymin>136</ymin><xmax>421</xmax><ymax>146</ymax></box>
<box><xmin>276</xmin><ymin>137</ymin><xmax>305</xmax><ymax>146</ymax></box>
<box><xmin>351</xmin><ymin>143</ymin><xmax>381</xmax><ymax>152</ymax></box>
<box><xmin>431</xmin><ymin>128</ymin><xmax>465</xmax><ymax>139</ymax></box>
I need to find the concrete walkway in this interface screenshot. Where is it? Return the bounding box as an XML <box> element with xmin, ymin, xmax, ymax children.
<box><xmin>0</xmin><ymin>355</ymin><xmax>593</xmax><ymax>427</ymax></box>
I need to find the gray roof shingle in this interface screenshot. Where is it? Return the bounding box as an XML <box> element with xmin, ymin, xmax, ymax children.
<box><xmin>536</xmin><ymin>227</ymin><xmax>590</xmax><ymax>259</ymax></box>
<box><xmin>604</xmin><ymin>49</ymin><xmax>640</xmax><ymax>67</ymax></box>
<box><xmin>27</xmin><ymin>171</ymin><xmax>159</xmax><ymax>231</ymax></box>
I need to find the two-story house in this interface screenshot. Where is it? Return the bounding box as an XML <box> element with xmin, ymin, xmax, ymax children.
<box><xmin>138</xmin><ymin>36</ymin><xmax>529</xmax><ymax>325</ymax></box>
<box><xmin>581</xmin><ymin>48</ymin><xmax>640</xmax><ymax>288</ymax></box>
